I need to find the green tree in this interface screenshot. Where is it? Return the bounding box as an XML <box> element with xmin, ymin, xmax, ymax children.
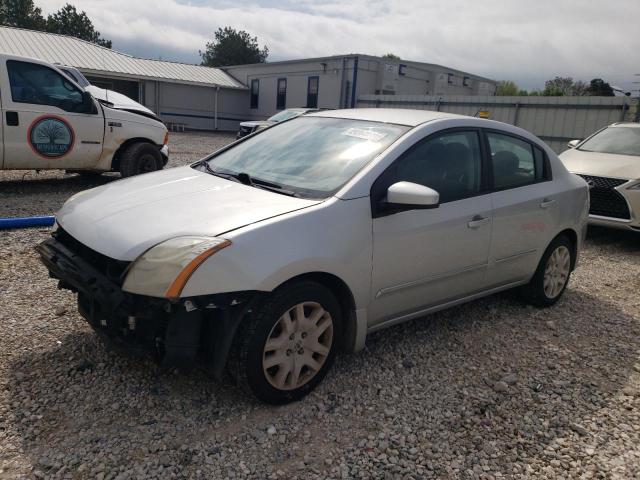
<box><xmin>200</xmin><ymin>27</ymin><xmax>268</xmax><ymax>67</ymax></box>
<box><xmin>46</xmin><ymin>4</ymin><xmax>111</xmax><ymax>48</ymax></box>
<box><xmin>496</xmin><ymin>80</ymin><xmax>520</xmax><ymax>96</ymax></box>
<box><xmin>542</xmin><ymin>76</ymin><xmax>576</xmax><ymax>96</ymax></box>
<box><xmin>587</xmin><ymin>78</ymin><xmax>614</xmax><ymax>96</ymax></box>
<box><xmin>382</xmin><ymin>53</ymin><xmax>401</xmax><ymax>60</ymax></box>
<box><xmin>0</xmin><ymin>0</ymin><xmax>46</xmax><ymax>29</ymax></box>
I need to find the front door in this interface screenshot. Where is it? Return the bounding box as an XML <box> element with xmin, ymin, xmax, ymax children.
<box><xmin>370</xmin><ymin>129</ymin><xmax>493</xmax><ymax>326</ymax></box>
<box><xmin>0</xmin><ymin>58</ymin><xmax>104</xmax><ymax>170</ymax></box>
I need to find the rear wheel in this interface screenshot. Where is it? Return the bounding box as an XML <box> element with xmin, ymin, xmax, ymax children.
<box><xmin>119</xmin><ymin>142</ymin><xmax>163</xmax><ymax>177</ymax></box>
<box><xmin>520</xmin><ymin>235</ymin><xmax>573</xmax><ymax>307</ymax></box>
<box><xmin>232</xmin><ymin>281</ymin><xmax>341</xmax><ymax>404</ymax></box>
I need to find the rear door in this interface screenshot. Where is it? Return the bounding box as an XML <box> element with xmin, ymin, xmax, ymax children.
<box><xmin>484</xmin><ymin>130</ymin><xmax>556</xmax><ymax>287</ymax></box>
<box><xmin>0</xmin><ymin>58</ymin><xmax>104</xmax><ymax>170</ymax></box>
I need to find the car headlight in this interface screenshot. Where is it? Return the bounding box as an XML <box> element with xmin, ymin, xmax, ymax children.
<box><xmin>627</xmin><ymin>181</ymin><xmax>640</xmax><ymax>190</ymax></box>
<box><xmin>122</xmin><ymin>236</ymin><xmax>231</xmax><ymax>298</ymax></box>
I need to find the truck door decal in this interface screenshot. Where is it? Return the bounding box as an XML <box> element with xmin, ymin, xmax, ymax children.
<box><xmin>27</xmin><ymin>115</ymin><xmax>75</xmax><ymax>159</ymax></box>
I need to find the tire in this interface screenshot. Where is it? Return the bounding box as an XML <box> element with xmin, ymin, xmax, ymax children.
<box><xmin>520</xmin><ymin>235</ymin><xmax>573</xmax><ymax>307</ymax></box>
<box><xmin>118</xmin><ymin>142</ymin><xmax>163</xmax><ymax>178</ymax></box>
<box><xmin>232</xmin><ymin>281</ymin><xmax>342</xmax><ymax>404</ymax></box>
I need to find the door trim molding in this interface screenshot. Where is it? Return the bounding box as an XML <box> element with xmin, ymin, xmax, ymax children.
<box><xmin>375</xmin><ymin>261</ymin><xmax>487</xmax><ymax>299</ymax></box>
<box><xmin>494</xmin><ymin>248</ymin><xmax>537</xmax><ymax>264</ymax></box>
<box><xmin>368</xmin><ymin>279</ymin><xmax>527</xmax><ymax>333</ymax></box>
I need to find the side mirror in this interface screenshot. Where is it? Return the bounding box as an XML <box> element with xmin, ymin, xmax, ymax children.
<box><xmin>385</xmin><ymin>182</ymin><xmax>440</xmax><ymax>209</ymax></box>
<box><xmin>567</xmin><ymin>139</ymin><xmax>581</xmax><ymax>149</ymax></box>
<box><xmin>81</xmin><ymin>91</ymin><xmax>96</xmax><ymax>114</ymax></box>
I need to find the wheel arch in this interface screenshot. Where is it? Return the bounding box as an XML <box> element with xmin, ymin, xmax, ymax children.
<box><xmin>270</xmin><ymin>272</ymin><xmax>358</xmax><ymax>352</ymax></box>
<box><xmin>554</xmin><ymin>228</ymin><xmax>578</xmax><ymax>270</ymax></box>
<box><xmin>110</xmin><ymin>137</ymin><xmax>159</xmax><ymax>171</ymax></box>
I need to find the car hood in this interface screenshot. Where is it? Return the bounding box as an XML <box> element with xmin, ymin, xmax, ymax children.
<box><xmin>86</xmin><ymin>85</ymin><xmax>155</xmax><ymax>116</ymax></box>
<box><xmin>240</xmin><ymin>121</ymin><xmax>275</xmax><ymax>128</ymax></box>
<box><xmin>559</xmin><ymin>148</ymin><xmax>640</xmax><ymax>180</ymax></box>
<box><xmin>56</xmin><ymin>166</ymin><xmax>319</xmax><ymax>261</ymax></box>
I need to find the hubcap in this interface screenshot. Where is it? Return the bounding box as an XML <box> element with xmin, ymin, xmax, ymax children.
<box><xmin>262</xmin><ymin>302</ymin><xmax>333</xmax><ymax>391</ymax></box>
<box><xmin>543</xmin><ymin>245</ymin><xmax>571</xmax><ymax>299</ymax></box>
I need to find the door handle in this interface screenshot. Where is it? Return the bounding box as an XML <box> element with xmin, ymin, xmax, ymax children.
<box><xmin>6</xmin><ymin>111</ymin><xmax>19</xmax><ymax>126</ymax></box>
<box><xmin>467</xmin><ymin>215</ymin><xmax>490</xmax><ymax>229</ymax></box>
<box><xmin>540</xmin><ymin>198</ymin><xmax>555</xmax><ymax>209</ymax></box>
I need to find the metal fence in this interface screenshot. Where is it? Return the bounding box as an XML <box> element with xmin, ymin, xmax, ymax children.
<box><xmin>357</xmin><ymin>94</ymin><xmax>636</xmax><ymax>153</ymax></box>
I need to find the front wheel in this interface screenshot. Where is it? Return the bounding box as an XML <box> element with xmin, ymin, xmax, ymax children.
<box><xmin>119</xmin><ymin>142</ymin><xmax>163</xmax><ymax>177</ymax></box>
<box><xmin>520</xmin><ymin>235</ymin><xmax>573</xmax><ymax>307</ymax></box>
<box><xmin>233</xmin><ymin>281</ymin><xmax>341</xmax><ymax>404</ymax></box>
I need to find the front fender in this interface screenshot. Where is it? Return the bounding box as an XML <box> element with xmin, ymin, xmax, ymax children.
<box><xmin>180</xmin><ymin>197</ymin><xmax>373</xmax><ymax>310</ymax></box>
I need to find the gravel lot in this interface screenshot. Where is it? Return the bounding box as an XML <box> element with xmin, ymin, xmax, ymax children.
<box><xmin>1</xmin><ymin>132</ymin><xmax>640</xmax><ymax>479</ymax></box>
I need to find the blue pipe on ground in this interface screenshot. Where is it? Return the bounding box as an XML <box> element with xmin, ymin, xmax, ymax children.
<box><xmin>0</xmin><ymin>216</ymin><xmax>55</xmax><ymax>230</ymax></box>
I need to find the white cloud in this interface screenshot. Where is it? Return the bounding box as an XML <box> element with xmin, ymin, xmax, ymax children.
<box><xmin>38</xmin><ymin>0</ymin><xmax>640</xmax><ymax>90</ymax></box>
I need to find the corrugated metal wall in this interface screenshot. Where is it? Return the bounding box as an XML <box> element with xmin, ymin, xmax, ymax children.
<box><xmin>357</xmin><ymin>95</ymin><xmax>636</xmax><ymax>153</ymax></box>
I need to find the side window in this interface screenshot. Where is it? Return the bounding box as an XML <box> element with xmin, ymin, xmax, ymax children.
<box><xmin>393</xmin><ymin>131</ymin><xmax>482</xmax><ymax>203</ymax></box>
<box><xmin>250</xmin><ymin>79</ymin><xmax>259</xmax><ymax>109</ymax></box>
<box><xmin>7</xmin><ymin>60</ymin><xmax>83</xmax><ymax>112</ymax></box>
<box><xmin>487</xmin><ymin>132</ymin><xmax>545</xmax><ymax>189</ymax></box>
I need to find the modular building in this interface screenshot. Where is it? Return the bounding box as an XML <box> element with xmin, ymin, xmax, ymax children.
<box><xmin>224</xmin><ymin>55</ymin><xmax>498</xmax><ymax>121</ymax></box>
<box><xmin>0</xmin><ymin>26</ymin><xmax>497</xmax><ymax>130</ymax></box>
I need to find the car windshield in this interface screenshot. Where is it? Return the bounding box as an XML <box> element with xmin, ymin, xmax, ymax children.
<box><xmin>204</xmin><ymin>116</ymin><xmax>409</xmax><ymax>198</ymax></box>
<box><xmin>268</xmin><ymin>110</ymin><xmax>306</xmax><ymax>122</ymax></box>
<box><xmin>579</xmin><ymin>127</ymin><xmax>640</xmax><ymax>156</ymax></box>
<box><xmin>59</xmin><ymin>67</ymin><xmax>91</xmax><ymax>88</ymax></box>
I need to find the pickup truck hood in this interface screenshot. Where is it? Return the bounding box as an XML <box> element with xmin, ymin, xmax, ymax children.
<box><xmin>56</xmin><ymin>166</ymin><xmax>319</xmax><ymax>261</ymax></box>
<box><xmin>559</xmin><ymin>148</ymin><xmax>640</xmax><ymax>180</ymax></box>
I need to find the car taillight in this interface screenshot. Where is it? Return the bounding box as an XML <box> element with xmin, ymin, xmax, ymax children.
<box><xmin>163</xmin><ymin>132</ymin><xmax>170</xmax><ymax>145</ymax></box>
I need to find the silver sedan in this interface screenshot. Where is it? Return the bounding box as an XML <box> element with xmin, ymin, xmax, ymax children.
<box><xmin>38</xmin><ymin>109</ymin><xmax>589</xmax><ymax>404</ymax></box>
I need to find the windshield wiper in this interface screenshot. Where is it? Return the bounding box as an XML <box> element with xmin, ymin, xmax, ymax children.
<box><xmin>198</xmin><ymin>161</ymin><xmax>241</xmax><ymax>183</ymax></box>
<box><xmin>197</xmin><ymin>164</ymin><xmax>298</xmax><ymax>197</ymax></box>
<box><xmin>234</xmin><ymin>172</ymin><xmax>299</xmax><ymax>197</ymax></box>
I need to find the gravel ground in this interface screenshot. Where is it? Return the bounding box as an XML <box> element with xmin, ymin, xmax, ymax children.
<box><xmin>1</xmin><ymin>132</ymin><xmax>640</xmax><ymax>479</ymax></box>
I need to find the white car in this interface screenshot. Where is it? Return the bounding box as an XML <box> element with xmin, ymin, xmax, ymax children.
<box><xmin>560</xmin><ymin>123</ymin><xmax>640</xmax><ymax>231</ymax></box>
<box><xmin>37</xmin><ymin>109</ymin><xmax>589</xmax><ymax>404</ymax></box>
<box><xmin>236</xmin><ymin>108</ymin><xmax>318</xmax><ymax>138</ymax></box>
<box><xmin>57</xmin><ymin>64</ymin><xmax>156</xmax><ymax>118</ymax></box>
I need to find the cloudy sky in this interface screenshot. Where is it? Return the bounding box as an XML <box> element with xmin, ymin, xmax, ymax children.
<box><xmin>37</xmin><ymin>0</ymin><xmax>640</xmax><ymax>91</ymax></box>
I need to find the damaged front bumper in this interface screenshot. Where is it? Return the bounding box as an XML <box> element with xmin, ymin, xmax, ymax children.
<box><xmin>36</xmin><ymin>234</ymin><xmax>259</xmax><ymax>377</ymax></box>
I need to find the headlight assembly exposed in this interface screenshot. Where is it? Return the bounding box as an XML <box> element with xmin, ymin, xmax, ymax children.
<box><xmin>122</xmin><ymin>236</ymin><xmax>231</xmax><ymax>298</ymax></box>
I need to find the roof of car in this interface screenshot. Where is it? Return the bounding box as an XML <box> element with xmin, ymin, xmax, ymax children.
<box><xmin>307</xmin><ymin>108</ymin><xmax>466</xmax><ymax>126</ymax></box>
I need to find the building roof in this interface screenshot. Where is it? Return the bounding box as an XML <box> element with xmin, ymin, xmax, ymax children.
<box><xmin>0</xmin><ymin>26</ymin><xmax>246</xmax><ymax>89</ymax></box>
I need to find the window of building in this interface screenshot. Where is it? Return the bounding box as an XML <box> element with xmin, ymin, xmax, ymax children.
<box><xmin>463</xmin><ymin>76</ymin><xmax>470</xmax><ymax>87</ymax></box>
<box><xmin>447</xmin><ymin>73</ymin><xmax>454</xmax><ymax>85</ymax></box>
<box><xmin>250</xmin><ymin>79</ymin><xmax>259</xmax><ymax>109</ymax></box>
<box><xmin>399</xmin><ymin>64</ymin><xmax>407</xmax><ymax>76</ymax></box>
<box><xmin>307</xmin><ymin>76</ymin><xmax>319</xmax><ymax>108</ymax></box>
<box><xmin>487</xmin><ymin>132</ymin><xmax>546</xmax><ymax>190</ymax></box>
<box><xmin>276</xmin><ymin>78</ymin><xmax>287</xmax><ymax>110</ymax></box>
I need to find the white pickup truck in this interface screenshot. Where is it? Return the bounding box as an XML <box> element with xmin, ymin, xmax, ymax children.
<box><xmin>0</xmin><ymin>54</ymin><xmax>169</xmax><ymax>177</ymax></box>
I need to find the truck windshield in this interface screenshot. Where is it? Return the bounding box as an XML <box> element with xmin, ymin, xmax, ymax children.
<box><xmin>579</xmin><ymin>127</ymin><xmax>640</xmax><ymax>157</ymax></box>
<box><xmin>204</xmin><ymin>117</ymin><xmax>409</xmax><ymax>198</ymax></box>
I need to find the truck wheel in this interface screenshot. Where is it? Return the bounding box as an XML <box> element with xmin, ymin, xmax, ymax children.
<box><xmin>233</xmin><ymin>281</ymin><xmax>341</xmax><ymax>404</ymax></box>
<box><xmin>119</xmin><ymin>142</ymin><xmax>163</xmax><ymax>177</ymax></box>
<box><xmin>519</xmin><ymin>235</ymin><xmax>573</xmax><ymax>307</ymax></box>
